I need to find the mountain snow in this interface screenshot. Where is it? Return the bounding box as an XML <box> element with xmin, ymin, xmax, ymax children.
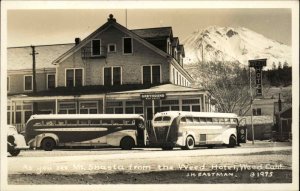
<box><xmin>183</xmin><ymin>26</ymin><xmax>291</xmax><ymax>69</ymax></box>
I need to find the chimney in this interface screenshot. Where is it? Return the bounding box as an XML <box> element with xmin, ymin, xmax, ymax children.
<box><xmin>107</xmin><ymin>14</ymin><xmax>116</xmax><ymax>22</ymax></box>
<box><xmin>75</xmin><ymin>38</ymin><xmax>81</xmax><ymax>45</ymax></box>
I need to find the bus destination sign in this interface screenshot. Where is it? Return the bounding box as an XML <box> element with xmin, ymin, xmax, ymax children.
<box><xmin>140</xmin><ymin>93</ymin><xmax>166</xmax><ymax>100</ymax></box>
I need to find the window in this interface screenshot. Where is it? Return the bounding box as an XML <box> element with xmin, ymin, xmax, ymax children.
<box><xmin>79</xmin><ymin>102</ymin><xmax>98</xmax><ymax>114</ymax></box>
<box><xmin>59</xmin><ymin>102</ymin><xmax>77</xmax><ymax>114</ymax></box>
<box><xmin>142</xmin><ymin>65</ymin><xmax>161</xmax><ymax>85</ymax></box>
<box><xmin>108</xmin><ymin>44</ymin><xmax>116</xmax><ymax>53</ymax></box>
<box><xmin>47</xmin><ymin>74</ymin><xmax>55</xmax><ymax>89</ymax></box>
<box><xmin>253</xmin><ymin>108</ymin><xmax>262</xmax><ymax>116</ymax></box>
<box><xmin>24</xmin><ymin>75</ymin><xmax>33</xmax><ymax>91</ymax></box>
<box><xmin>152</xmin><ymin>66</ymin><xmax>161</xmax><ymax>84</ymax></box>
<box><xmin>104</xmin><ymin>67</ymin><xmax>122</xmax><ymax>86</ymax></box>
<box><xmin>66</xmin><ymin>69</ymin><xmax>83</xmax><ymax>87</ymax></box>
<box><xmin>125</xmin><ymin>101</ymin><xmax>143</xmax><ymax>114</ymax></box>
<box><xmin>92</xmin><ymin>39</ymin><xmax>101</xmax><ymax>56</ymax></box>
<box><xmin>123</xmin><ymin>37</ymin><xmax>132</xmax><ymax>54</ymax></box>
<box><xmin>113</xmin><ymin>67</ymin><xmax>121</xmax><ymax>85</ymax></box>
<box><xmin>143</xmin><ymin>66</ymin><xmax>151</xmax><ymax>85</ymax></box>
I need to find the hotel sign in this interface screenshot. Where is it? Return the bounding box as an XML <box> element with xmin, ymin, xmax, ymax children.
<box><xmin>140</xmin><ymin>93</ymin><xmax>166</xmax><ymax>100</ymax></box>
<box><xmin>249</xmin><ymin>59</ymin><xmax>267</xmax><ymax>97</ymax></box>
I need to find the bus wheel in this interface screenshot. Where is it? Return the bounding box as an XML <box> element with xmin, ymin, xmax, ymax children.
<box><xmin>9</xmin><ymin>149</ymin><xmax>20</xmax><ymax>156</ymax></box>
<box><xmin>41</xmin><ymin>138</ymin><xmax>56</xmax><ymax>151</ymax></box>
<box><xmin>184</xmin><ymin>136</ymin><xmax>195</xmax><ymax>150</ymax></box>
<box><xmin>120</xmin><ymin>137</ymin><xmax>135</xmax><ymax>150</ymax></box>
<box><xmin>227</xmin><ymin>135</ymin><xmax>237</xmax><ymax>148</ymax></box>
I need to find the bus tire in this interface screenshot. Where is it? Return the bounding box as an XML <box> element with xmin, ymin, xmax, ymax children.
<box><xmin>120</xmin><ymin>137</ymin><xmax>135</xmax><ymax>150</ymax></box>
<box><xmin>184</xmin><ymin>136</ymin><xmax>195</xmax><ymax>150</ymax></box>
<box><xmin>227</xmin><ymin>135</ymin><xmax>237</xmax><ymax>148</ymax></box>
<box><xmin>41</xmin><ymin>138</ymin><xmax>56</xmax><ymax>151</ymax></box>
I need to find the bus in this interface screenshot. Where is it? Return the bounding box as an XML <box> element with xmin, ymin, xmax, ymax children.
<box><xmin>152</xmin><ymin>111</ymin><xmax>245</xmax><ymax>150</ymax></box>
<box><xmin>25</xmin><ymin>114</ymin><xmax>146</xmax><ymax>151</ymax></box>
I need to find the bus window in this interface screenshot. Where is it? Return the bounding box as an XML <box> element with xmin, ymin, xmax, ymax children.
<box><xmin>102</xmin><ymin>119</ymin><xmax>111</xmax><ymax>125</ymax></box>
<box><xmin>180</xmin><ymin>117</ymin><xmax>186</xmax><ymax>123</ymax></box>
<box><xmin>162</xmin><ymin>116</ymin><xmax>171</xmax><ymax>121</ymax></box>
<box><xmin>230</xmin><ymin>118</ymin><xmax>237</xmax><ymax>124</ymax></box>
<box><xmin>79</xmin><ymin>120</ymin><xmax>89</xmax><ymax>124</ymax></box>
<box><xmin>45</xmin><ymin>120</ymin><xmax>55</xmax><ymax>126</ymax></box>
<box><xmin>113</xmin><ymin>119</ymin><xmax>123</xmax><ymax>125</ymax></box>
<box><xmin>154</xmin><ymin>117</ymin><xmax>162</xmax><ymax>122</ymax></box>
<box><xmin>212</xmin><ymin>118</ymin><xmax>219</xmax><ymax>123</ymax></box>
<box><xmin>90</xmin><ymin>119</ymin><xmax>101</xmax><ymax>125</ymax></box>
<box><xmin>193</xmin><ymin>117</ymin><xmax>200</xmax><ymax>123</ymax></box>
<box><xmin>224</xmin><ymin>118</ymin><xmax>230</xmax><ymax>124</ymax></box>
<box><xmin>199</xmin><ymin>117</ymin><xmax>206</xmax><ymax>123</ymax></box>
<box><xmin>219</xmin><ymin>118</ymin><xmax>225</xmax><ymax>123</ymax></box>
<box><xmin>67</xmin><ymin>120</ymin><xmax>77</xmax><ymax>125</ymax></box>
<box><xmin>186</xmin><ymin>117</ymin><xmax>193</xmax><ymax>123</ymax></box>
<box><xmin>206</xmin><ymin>118</ymin><xmax>213</xmax><ymax>123</ymax></box>
<box><xmin>124</xmin><ymin>119</ymin><xmax>135</xmax><ymax>125</ymax></box>
<box><xmin>33</xmin><ymin>121</ymin><xmax>42</xmax><ymax>126</ymax></box>
<box><xmin>57</xmin><ymin>120</ymin><xmax>65</xmax><ymax>125</ymax></box>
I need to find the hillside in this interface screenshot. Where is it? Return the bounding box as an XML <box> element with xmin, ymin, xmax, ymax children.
<box><xmin>183</xmin><ymin>26</ymin><xmax>292</xmax><ymax>69</ymax></box>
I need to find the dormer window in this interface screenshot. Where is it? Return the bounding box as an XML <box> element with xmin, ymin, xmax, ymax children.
<box><xmin>123</xmin><ymin>37</ymin><xmax>132</xmax><ymax>54</ymax></box>
<box><xmin>92</xmin><ymin>39</ymin><xmax>101</xmax><ymax>56</ymax></box>
<box><xmin>167</xmin><ymin>38</ymin><xmax>171</xmax><ymax>54</ymax></box>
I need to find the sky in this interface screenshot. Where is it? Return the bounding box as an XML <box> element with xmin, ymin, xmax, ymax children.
<box><xmin>7</xmin><ymin>9</ymin><xmax>291</xmax><ymax>47</ymax></box>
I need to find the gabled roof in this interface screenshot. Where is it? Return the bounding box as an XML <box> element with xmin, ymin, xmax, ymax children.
<box><xmin>7</xmin><ymin>44</ymin><xmax>74</xmax><ymax>71</ymax></box>
<box><xmin>52</xmin><ymin>18</ymin><xmax>171</xmax><ymax>64</ymax></box>
<box><xmin>131</xmin><ymin>27</ymin><xmax>173</xmax><ymax>39</ymax></box>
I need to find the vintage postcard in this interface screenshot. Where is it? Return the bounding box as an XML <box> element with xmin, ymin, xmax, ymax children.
<box><xmin>1</xmin><ymin>1</ymin><xmax>299</xmax><ymax>191</ymax></box>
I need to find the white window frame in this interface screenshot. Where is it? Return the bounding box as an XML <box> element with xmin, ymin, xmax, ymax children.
<box><xmin>91</xmin><ymin>39</ymin><xmax>101</xmax><ymax>56</ymax></box>
<box><xmin>24</xmin><ymin>75</ymin><xmax>33</xmax><ymax>91</ymax></box>
<box><xmin>122</xmin><ymin>37</ymin><xmax>133</xmax><ymax>55</ymax></box>
<box><xmin>46</xmin><ymin>74</ymin><xmax>56</xmax><ymax>90</ymax></box>
<box><xmin>64</xmin><ymin>68</ymin><xmax>84</xmax><ymax>87</ymax></box>
<box><xmin>58</xmin><ymin>102</ymin><xmax>77</xmax><ymax>114</ymax></box>
<box><xmin>79</xmin><ymin>101</ymin><xmax>98</xmax><ymax>114</ymax></box>
<box><xmin>141</xmin><ymin>65</ymin><xmax>162</xmax><ymax>84</ymax></box>
<box><xmin>107</xmin><ymin>43</ymin><xmax>117</xmax><ymax>53</ymax></box>
<box><xmin>7</xmin><ymin>76</ymin><xmax>10</xmax><ymax>92</ymax></box>
<box><xmin>103</xmin><ymin>66</ymin><xmax>122</xmax><ymax>86</ymax></box>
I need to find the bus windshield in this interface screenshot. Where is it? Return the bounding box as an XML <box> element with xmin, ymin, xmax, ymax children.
<box><xmin>154</xmin><ymin>116</ymin><xmax>171</xmax><ymax>122</ymax></box>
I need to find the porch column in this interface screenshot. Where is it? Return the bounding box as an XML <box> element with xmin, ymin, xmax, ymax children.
<box><xmin>55</xmin><ymin>98</ymin><xmax>58</xmax><ymax>114</ymax></box>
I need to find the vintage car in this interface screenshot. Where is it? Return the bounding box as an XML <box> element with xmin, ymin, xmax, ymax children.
<box><xmin>7</xmin><ymin>125</ymin><xmax>29</xmax><ymax>156</ymax></box>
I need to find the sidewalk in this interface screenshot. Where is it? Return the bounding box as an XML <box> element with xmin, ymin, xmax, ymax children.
<box><xmin>239</xmin><ymin>140</ymin><xmax>292</xmax><ymax>148</ymax></box>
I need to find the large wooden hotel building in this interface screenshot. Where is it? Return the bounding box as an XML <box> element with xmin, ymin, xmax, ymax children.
<box><xmin>7</xmin><ymin>14</ymin><xmax>216</xmax><ymax>131</ymax></box>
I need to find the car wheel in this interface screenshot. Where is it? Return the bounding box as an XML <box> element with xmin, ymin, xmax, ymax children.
<box><xmin>227</xmin><ymin>135</ymin><xmax>237</xmax><ymax>148</ymax></box>
<box><xmin>120</xmin><ymin>137</ymin><xmax>135</xmax><ymax>150</ymax></box>
<box><xmin>9</xmin><ymin>149</ymin><xmax>20</xmax><ymax>156</ymax></box>
<box><xmin>184</xmin><ymin>136</ymin><xmax>195</xmax><ymax>150</ymax></box>
<box><xmin>41</xmin><ymin>138</ymin><xmax>56</xmax><ymax>151</ymax></box>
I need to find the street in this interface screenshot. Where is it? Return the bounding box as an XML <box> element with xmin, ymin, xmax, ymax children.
<box><xmin>7</xmin><ymin>142</ymin><xmax>292</xmax><ymax>184</ymax></box>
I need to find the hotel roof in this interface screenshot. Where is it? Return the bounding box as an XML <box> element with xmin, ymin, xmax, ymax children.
<box><xmin>7</xmin><ymin>43</ymin><xmax>74</xmax><ymax>71</ymax></box>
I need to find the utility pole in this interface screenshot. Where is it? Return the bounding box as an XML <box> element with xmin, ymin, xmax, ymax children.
<box><xmin>249</xmin><ymin>68</ymin><xmax>254</xmax><ymax>144</ymax></box>
<box><xmin>30</xmin><ymin>45</ymin><xmax>38</xmax><ymax>114</ymax></box>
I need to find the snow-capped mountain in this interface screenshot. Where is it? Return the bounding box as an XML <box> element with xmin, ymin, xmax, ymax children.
<box><xmin>183</xmin><ymin>26</ymin><xmax>291</xmax><ymax>68</ymax></box>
